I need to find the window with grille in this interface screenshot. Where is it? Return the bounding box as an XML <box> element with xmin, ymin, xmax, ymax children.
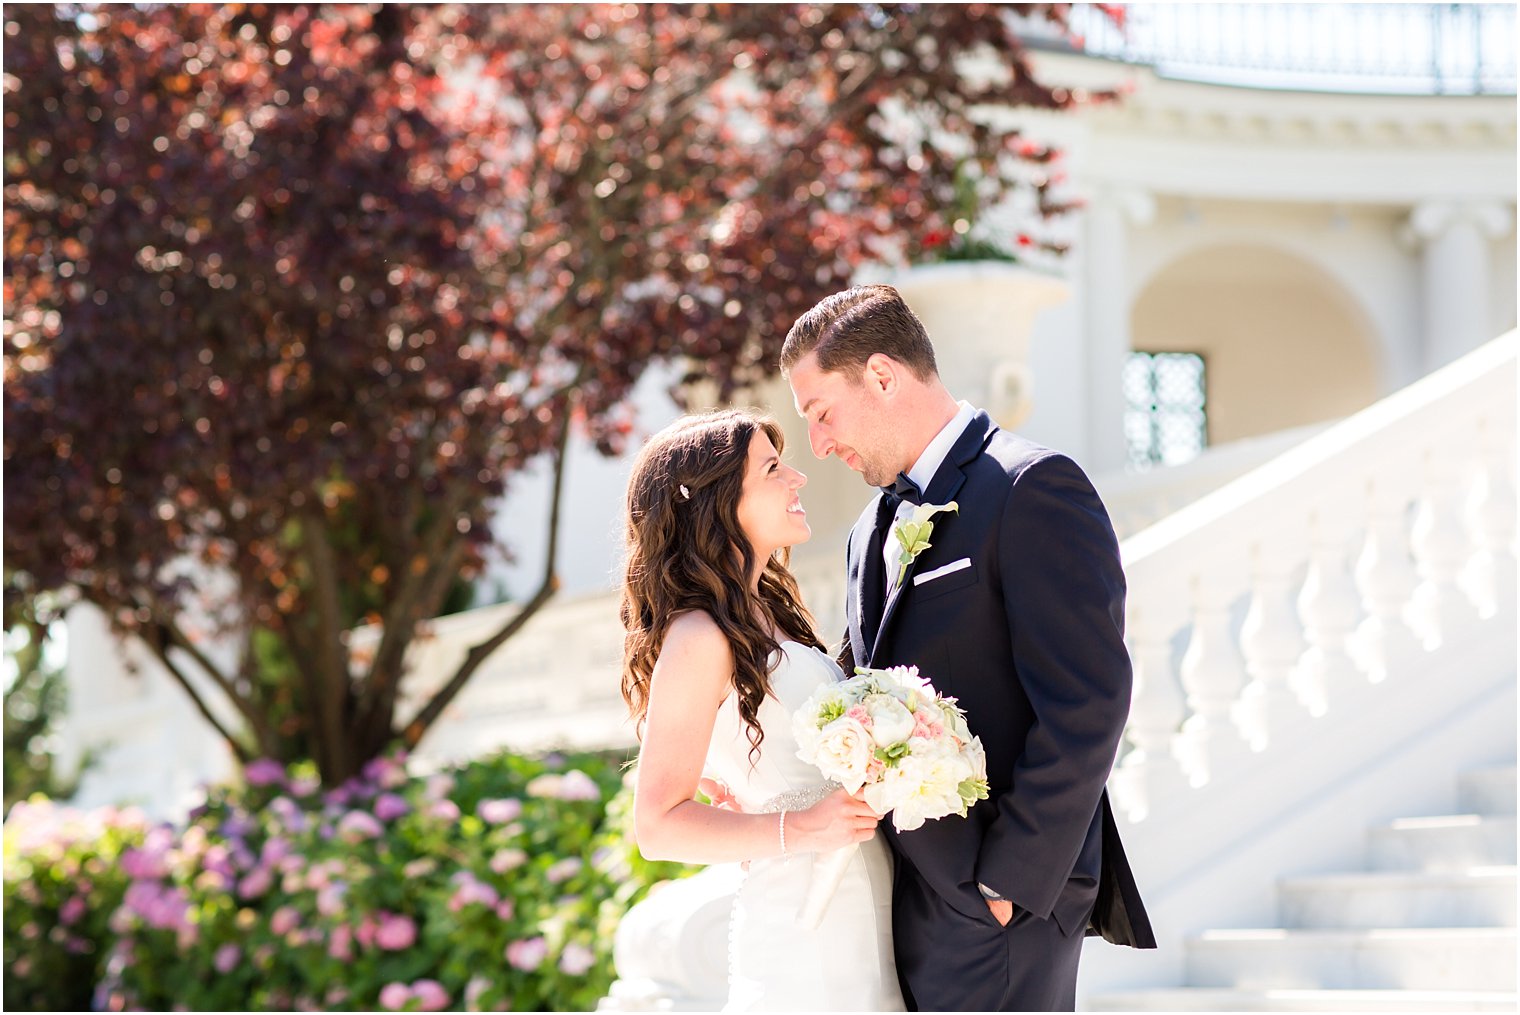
<box><xmin>1123</xmin><ymin>351</ymin><xmax>1207</xmax><ymax>469</ymax></box>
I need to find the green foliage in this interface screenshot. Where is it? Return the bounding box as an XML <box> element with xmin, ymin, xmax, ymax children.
<box><xmin>2</xmin><ymin>799</ymin><xmax>150</xmax><ymax>1012</ymax></box>
<box><xmin>3</xmin><ymin>748</ymin><xmax>694</xmax><ymax>1012</ymax></box>
<box><xmin>3</xmin><ymin>589</ymin><xmax>81</xmax><ymax>813</ymax></box>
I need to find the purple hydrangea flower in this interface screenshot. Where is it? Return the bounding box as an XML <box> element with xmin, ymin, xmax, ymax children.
<box><xmin>244</xmin><ymin>758</ymin><xmax>286</xmax><ymax>787</ymax></box>
<box><xmin>559</xmin><ymin>942</ymin><xmax>596</xmax><ymax>976</ymax></box>
<box><xmin>214</xmin><ymin>943</ymin><xmax>241</xmax><ymax>974</ymax></box>
<box><xmin>374</xmin><ymin>793</ymin><xmax>410</xmax><ymax>821</ymax></box>
<box><xmin>557</xmin><ymin>770</ymin><xmax>602</xmax><ymax>801</ymax></box>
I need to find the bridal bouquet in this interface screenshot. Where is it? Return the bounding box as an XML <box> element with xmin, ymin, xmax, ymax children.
<box><xmin>791</xmin><ymin>664</ymin><xmax>990</xmax><ymax>926</ymax></box>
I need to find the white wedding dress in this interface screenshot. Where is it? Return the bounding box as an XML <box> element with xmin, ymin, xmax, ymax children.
<box><xmin>704</xmin><ymin>640</ymin><xmax>906</xmax><ymax>1012</ymax></box>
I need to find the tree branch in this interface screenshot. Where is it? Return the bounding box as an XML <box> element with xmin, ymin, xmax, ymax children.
<box><xmin>139</xmin><ymin>623</ymin><xmax>255</xmax><ymax>765</ymax></box>
<box><xmin>402</xmin><ymin>403</ymin><xmax>574</xmax><ymax>747</ymax></box>
<box><xmin>158</xmin><ymin>610</ymin><xmax>280</xmax><ymax>758</ymax></box>
<box><xmin>297</xmin><ymin>505</ymin><xmax>350</xmax><ymax>778</ymax></box>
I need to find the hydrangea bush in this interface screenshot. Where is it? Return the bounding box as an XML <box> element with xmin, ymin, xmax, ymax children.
<box><xmin>4</xmin><ymin>748</ymin><xmax>690</xmax><ymax>1012</ymax></box>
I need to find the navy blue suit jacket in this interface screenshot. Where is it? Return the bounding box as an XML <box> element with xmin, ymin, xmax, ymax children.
<box><xmin>844</xmin><ymin>411</ymin><xmax>1154</xmax><ymax>954</ymax></box>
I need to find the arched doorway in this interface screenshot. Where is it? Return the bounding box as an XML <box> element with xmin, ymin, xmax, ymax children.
<box><xmin>1130</xmin><ymin>244</ymin><xmax>1381</xmax><ymax>453</ymax></box>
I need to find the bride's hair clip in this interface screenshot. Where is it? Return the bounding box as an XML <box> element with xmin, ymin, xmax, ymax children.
<box><xmin>678</xmin><ymin>483</ymin><xmax>691</xmax><ymax>501</ymax></box>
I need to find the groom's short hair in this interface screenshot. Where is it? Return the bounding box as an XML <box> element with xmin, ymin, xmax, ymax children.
<box><xmin>781</xmin><ymin>284</ymin><xmax>938</xmax><ymax>382</ymax></box>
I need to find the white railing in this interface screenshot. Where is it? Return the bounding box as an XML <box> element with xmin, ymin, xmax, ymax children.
<box><xmin>1112</xmin><ymin>331</ymin><xmax>1517</xmax><ymax>824</ymax></box>
<box><xmin>1028</xmin><ymin>3</ymin><xmax>1518</xmax><ymax>96</ymax></box>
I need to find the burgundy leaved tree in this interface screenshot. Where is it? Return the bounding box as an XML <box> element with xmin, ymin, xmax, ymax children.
<box><xmin>3</xmin><ymin>3</ymin><xmax>1107</xmax><ymax>785</ymax></box>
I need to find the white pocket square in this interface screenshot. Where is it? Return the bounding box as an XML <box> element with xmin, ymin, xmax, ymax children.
<box><xmin>913</xmin><ymin>557</ymin><xmax>972</xmax><ymax>586</ymax></box>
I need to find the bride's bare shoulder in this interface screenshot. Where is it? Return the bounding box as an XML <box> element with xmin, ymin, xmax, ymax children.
<box><xmin>650</xmin><ymin>610</ymin><xmax>732</xmax><ymax>698</ymax></box>
<box><xmin>657</xmin><ymin>610</ymin><xmax>733</xmax><ymax>679</ymax></box>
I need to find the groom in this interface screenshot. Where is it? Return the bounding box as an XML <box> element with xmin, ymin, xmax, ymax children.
<box><xmin>782</xmin><ymin>285</ymin><xmax>1154</xmax><ymax>1011</ymax></box>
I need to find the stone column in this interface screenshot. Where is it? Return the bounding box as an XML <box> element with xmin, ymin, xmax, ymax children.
<box><xmin>1405</xmin><ymin>201</ymin><xmax>1512</xmax><ymax>371</ymax></box>
<box><xmin>1084</xmin><ymin>186</ymin><xmax>1156</xmax><ymax>475</ymax></box>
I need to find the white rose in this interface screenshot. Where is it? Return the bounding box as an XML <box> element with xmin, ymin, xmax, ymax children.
<box><xmin>862</xmin><ymin>693</ymin><xmax>916</xmax><ymax>748</ymax></box>
<box><xmin>811</xmin><ymin>717</ymin><xmax>875</xmax><ymax>794</ymax></box>
<box><xmin>874</xmin><ymin>751</ymin><xmax>967</xmax><ymax>831</ymax></box>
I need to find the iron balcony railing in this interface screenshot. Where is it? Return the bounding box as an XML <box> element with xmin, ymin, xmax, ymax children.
<box><xmin>1024</xmin><ymin>3</ymin><xmax>1517</xmax><ymax>96</ymax></box>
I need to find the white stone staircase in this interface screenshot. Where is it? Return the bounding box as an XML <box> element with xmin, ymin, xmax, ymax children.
<box><xmin>1090</xmin><ymin>766</ymin><xmax>1517</xmax><ymax>1011</ymax></box>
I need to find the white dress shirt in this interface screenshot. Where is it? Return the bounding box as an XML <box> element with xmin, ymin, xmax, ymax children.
<box><xmin>883</xmin><ymin>401</ymin><xmax>978</xmax><ymax>594</ymax></box>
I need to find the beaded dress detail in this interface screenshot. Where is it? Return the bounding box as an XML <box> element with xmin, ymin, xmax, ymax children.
<box><xmin>705</xmin><ymin>641</ymin><xmax>905</xmax><ymax>1012</ymax></box>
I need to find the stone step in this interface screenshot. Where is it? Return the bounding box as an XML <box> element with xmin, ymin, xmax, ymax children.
<box><xmin>1459</xmin><ymin>766</ymin><xmax>1517</xmax><ymax>816</ymax></box>
<box><xmin>1369</xmin><ymin>814</ymin><xmax>1518</xmax><ymax>872</ymax></box>
<box><xmin>1185</xmin><ymin>927</ymin><xmax>1517</xmax><ymax>992</ymax></box>
<box><xmin>1086</xmin><ymin>988</ymin><xmax>1520</xmax><ymax>1011</ymax></box>
<box><xmin>1280</xmin><ymin>868</ymin><xmax>1517</xmax><ymax>929</ymax></box>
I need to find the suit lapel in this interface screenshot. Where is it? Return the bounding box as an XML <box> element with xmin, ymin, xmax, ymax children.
<box><xmin>868</xmin><ymin>411</ymin><xmax>998</xmax><ymax>664</ymax></box>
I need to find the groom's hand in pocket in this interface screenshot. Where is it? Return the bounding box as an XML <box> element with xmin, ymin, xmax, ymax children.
<box><xmin>987</xmin><ymin>899</ymin><xmax>1015</xmax><ymax>926</ymax></box>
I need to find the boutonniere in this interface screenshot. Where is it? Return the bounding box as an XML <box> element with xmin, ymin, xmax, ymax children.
<box><xmin>893</xmin><ymin>501</ymin><xmax>958</xmax><ymax>586</ymax></box>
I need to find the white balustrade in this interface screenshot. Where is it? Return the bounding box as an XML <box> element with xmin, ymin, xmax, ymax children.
<box><xmin>1113</xmin><ymin>332</ymin><xmax>1517</xmax><ymax>824</ymax></box>
<box><xmin>1294</xmin><ymin>506</ymin><xmax>1365</xmax><ymax>717</ymax></box>
<box><xmin>1237</xmin><ymin>534</ymin><xmax>1308</xmax><ymax>751</ymax></box>
<box><xmin>1464</xmin><ymin>415</ymin><xmax>1518</xmax><ymax>621</ymax></box>
<box><xmin>1409</xmin><ymin>448</ymin><xmax>1481</xmax><ymax>650</ymax></box>
<box><xmin>1175</xmin><ymin>570</ymin><xmax>1251</xmax><ymax>787</ymax></box>
<box><xmin>1353</xmin><ymin>476</ymin><xmax>1422</xmax><ymax>682</ymax></box>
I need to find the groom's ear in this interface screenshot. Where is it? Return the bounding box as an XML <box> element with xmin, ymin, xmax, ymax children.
<box><xmin>863</xmin><ymin>353</ymin><xmax>899</xmax><ymax>396</ymax></box>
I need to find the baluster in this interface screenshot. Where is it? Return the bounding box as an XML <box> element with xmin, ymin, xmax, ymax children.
<box><xmin>1463</xmin><ymin>417</ymin><xmax>1517</xmax><ymax>620</ymax></box>
<box><xmin>1410</xmin><ymin>447</ymin><xmax>1478</xmax><ymax>649</ymax></box>
<box><xmin>1113</xmin><ymin>608</ymin><xmax>1188</xmax><ymax>823</ymax></box>
<box><xmin>1238</xmin><ymin>535</ymin><xmax>1308</xmax><ymax>751</ymax></box>
<box><xmin>1295</xmin><ymin>507</ymin><xmax>1363</xmax><ymax>717</ymax></box>
<box><xmin>1176</xmin><ymin>570</ymin><xmax>1250</xmax><ymax>786</ymax></box>
<box><xmin>1354</xmin><ymin>477</ymin><xmax>1422</xmax><ymax>682</ymax></box>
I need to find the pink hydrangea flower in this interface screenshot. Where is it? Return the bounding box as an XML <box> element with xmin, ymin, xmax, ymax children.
<box><xmin>411</xmin><ymin>979</ymin><xmax>450</xmax><ymax>1011</ymax></box>
<box><xmin>495</xmin><ymin>899</ymin><xmax>515</xmax><ymax>921</ymax></box>
<box><xmin>556</xmin><ymin>770</ymin><xmax>601</xmax><ymax>801</ymax></box>
<box><xmin>375</xmin><ymin>912</ymin><xmax>417</xmax><ymax>951</ymax></box>
<box><xmin>505</xmin><ymin>936</ymin><xmax>548</xmax><ymax>971</ymax></box>
<box><xmin>448</xmin><ymin>872</ymin><xmax>500</xmax><ymax>912</ymax></box>
<box><xmin>337</xmin><ymin>810</ymin><xmax>384</xmax><ymax>843</ymax></box>
<box><xmin>476</xmin><ymin>798</ymin><xmax>523</xmax><ymax>824</ymax></box>
<box><xmin>237</xmin><ymin>866</ymin><xmax>274</xmax><ymax>900</ymax></box>
<box><xmin>270</xmin><ymin>905</ymin><xmax>300</xmax><ymax>936</ymax></box>
<box><xmin>378</xmin><ymin>982</ymin><xmax>411</xmax><ymax>1011</ymax></box>
<box><xmin>490</xmin><ymin>848</ymin><xmax>527</xmax><ymax>874</ymax></box>
<box><xmin>464</xmin><ymin>976</ymin><xmax>491</xmax><ymax>1010</ymax></box>
<box><xmin>213</xmin><ymin>943</ymin><xmax>241</xmax><ymax>974</ymax></box>
<box><xmin>559</xmin><ymin>942</ymin><xmax>596</xmax><ymax>976</ymax></box>
<box><xmin>428</xmin><ymin>799</ymin><xmax>461</xmax><ymax>822</ymax></box>
<box><xmin>59</xmin><ymin>895</ymin><xmax>86</xmax><ymax>926</ymax></box>
<box><xmin>546</xmin><ymin>858</ymin><xmax>582</xmax><ymax>884</ymax></box>
<box><xmin>328</xmin><ymin>923</ymin><xmax>353</xmax><ymax>962</ymax></box>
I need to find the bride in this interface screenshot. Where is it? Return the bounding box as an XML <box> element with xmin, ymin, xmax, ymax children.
<box><xmin>618</xmin><ymin>409</ymin><xmax>905</xmax><ymax>1012</ymax></box>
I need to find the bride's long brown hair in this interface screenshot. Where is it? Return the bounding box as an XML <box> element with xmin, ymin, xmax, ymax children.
<box><xmin>619</xmin><ymin>409</ymin><xmax>825</xmax><ymax>762</ymax></box>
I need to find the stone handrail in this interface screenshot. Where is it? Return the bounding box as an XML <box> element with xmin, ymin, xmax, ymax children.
<box><xmin>1112</xmin><ymin>331</ymin><xmax>1516</xmax><ymax>822</ymax></box>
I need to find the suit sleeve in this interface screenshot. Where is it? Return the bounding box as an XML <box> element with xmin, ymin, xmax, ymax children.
<box><xmin>975</xmin><ymin>454</ymin><xmax>1132</xmax><ymax>919</ymax></box>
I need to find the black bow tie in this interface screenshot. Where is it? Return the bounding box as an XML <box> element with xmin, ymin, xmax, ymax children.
<box><xmin>881</xmin><ymin>472</ymin><xmax>923</xmax><ymax>507</ymax></box>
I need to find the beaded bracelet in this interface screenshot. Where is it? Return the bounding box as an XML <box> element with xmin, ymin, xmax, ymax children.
<box><xmin>778</xmin><ymin>810</ymin><xmax>789</xmax><ymax>859</ymax></box>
